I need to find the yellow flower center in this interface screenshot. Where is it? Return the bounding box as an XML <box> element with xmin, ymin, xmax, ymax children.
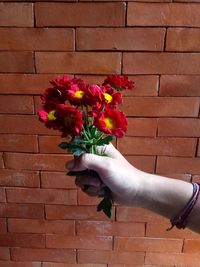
<box><xmin>74</xmin><ymin>90</ymin><xmax>85</xmax><ymax>99</ymax></box>
<box><xmin>104</xmin><ymin>93</ymin><xmax>113</xmax><ymax>103</ymax></box>
<box><xmin>104</xmin><ymin>117</ymin><xmax>115</xmax><ymax>129</ymax></box>
<box><xmin>47</xmin><ymin>110</ymin><xmax>56</xmax><ymax>121</ymax></box>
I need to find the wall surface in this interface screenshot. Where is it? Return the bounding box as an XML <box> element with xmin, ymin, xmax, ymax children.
<box><xmin>0</xmin><ymin>0</ymin><xmax>200</xmax><ymax>266</ymax></box>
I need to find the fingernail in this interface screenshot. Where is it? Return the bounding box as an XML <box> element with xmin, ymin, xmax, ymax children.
<box><xmin>67</xmin><ymin>160</ymin><xmax>74</xmax><ymax>170</ymax></box>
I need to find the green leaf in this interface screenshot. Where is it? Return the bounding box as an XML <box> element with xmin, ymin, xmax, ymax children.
<box><xmin>96</xmin><ymin>135</ymin><xmax>113</xmax><ymax>146</ymax></box>
<box><xmin>59</xmin><ymin>141</ymin><xmax>87</xmax><ymax>156</ymax></box>
<box><xmin>97</xmin><ymin>196</ymin><xmax>112</xmax><ymax>218</ymax></box>
<box><xmin>114</xmin><ymin>85</ymin><xmax>123</xmax><ymax>91</ymax></box>
<box><xmin>59</xmin><ymin>142</ymin><xmax>70</xmax><ymax>149</ymax></box>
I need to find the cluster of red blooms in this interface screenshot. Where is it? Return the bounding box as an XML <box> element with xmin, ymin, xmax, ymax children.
<box><xmin>38</xmin><ymin>74</ymin><xmax>134</xmax><ymax>139</ymax></box>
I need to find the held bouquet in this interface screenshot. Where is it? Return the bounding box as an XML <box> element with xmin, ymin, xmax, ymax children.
<box><xmin>38</xmin><ymin>74</ymin><xmax>134</xmax><ymax>217</ymax></box>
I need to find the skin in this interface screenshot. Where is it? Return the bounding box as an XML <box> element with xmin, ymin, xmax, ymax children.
<box><xmin>67</xmin><ymin>144</ymin><xmax>200</xmax><ymax>233</ymax></box>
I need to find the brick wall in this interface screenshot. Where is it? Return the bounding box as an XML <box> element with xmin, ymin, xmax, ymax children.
<box><xmin>0</xmin><ymin>0</ymin><xmax>200</xmax><ymax>266</ymax></box>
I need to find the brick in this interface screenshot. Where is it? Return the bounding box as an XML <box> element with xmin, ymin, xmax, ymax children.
<box><xmin>0</xmin><ymin>134</ymin><xmax>38</xmax><ymax>153</ymax></box>
<box><xmin>78</xmin><ymin>250</ymin><xmax>145</xmax><ymax>265</ymax></box>
<box><xmin>78</xmin><ymin>190</ymin><xmax>101</xmax><ymax>206</ymax></box>
<box><xmin>115</xmin><ymin>237</ymin><xmax>182</xmax><ymax>253</ymax></box>
<box><xmin>0</xmin><ymin>169</ymin><xmax>40</xmax><ymax>187</ymax></box>
<box><xmin>0</xmin><ymin>247</ymin><xmax>10</xmax><ymax>260</ymax></box>
<box><xmin>46</xmin><ymin>205</ymin><xmax>115</xmax><ymax>221</ymax></box>
<box><xmin>123</xmin><ymin>52</ymin><xmax>200</xmax><ymax>75</ymax></box>
<box><xmin>8</xmin><ymin>218</ymin><xmax>75</xmax><ymax>234</ymax></box>
<box><xmin>0</xmin><ymin>115</ymin><xmax>55</xmax><ymax>135</ymax></box>
<box><xmin>157</xmin><ymin>156</ymin><xmax>200</xmax><ymax>174</ymax></box>
<box><xmin>0</xmin><ymin>262</ymin><xmax>41</xmax><ymax>267</ymax></box>
<box><xmin>11</xmin><ymin>248</ymin><xmax>76</xmax><ymax>263</ymax></box>
<box><xmin>126</xmin><ymin>118</ymin><xmax>157</xmax><ymax>137</ymax></box>
<box><xmin>0</xmin><ymin>95</ymin><xmax>34</xmax><ymax>114</ymax></box>
<box><xmin>0</xmin><ymin>153</ymin><xmax>4</xmax><ymax>168</ymax></box>
<box><xmin>127</xmin><ymin>3</ymin><xmax>200</xmax><ymax>27</ymax></box>
<box><xmin>76</xmin><ymin>221</ymin><xmax>145</xmax><ymax>237</ymax></box>
<box><xmin>160</xmin><ymin>75</ymin><xmax>200</xmax><ymax>96</ymax></box>
<box><xmin>0</xmin><ymin>28</ymin><xmax>74</xmax><ymax>51</ymax></box>
<box><xmin>125</xmin><ymin>155</ymin><xmax>156</xmax><ymax>173</ymax></box>
<box><xmin>116</xmin><ymin>207</ymin><xmax>167</xmax><ymax>223</ymax></box>
<box><xmin>146</xmin><ymin>221</ymin><xmax>200</xmax><ymax>239</ymax></box>
<box><xmin>36</xmin><ymin>3</ymin><xmax>125</xmax><ymax>27</ymax></box>
<box><xmin>145</xmin><ymin>252</ymin><xmax>200</xmax><ymax>266</ymax></box>
<box><xmin>183</xmin><ymin>239</ymin><xmax>200</xmax><ymax>253</ymax></box>
<box><xmin>0</xmin><ymin>74</ymin><xmax>59</xmax><ymax>95</ymax></box>
<box><xmin>0</xmin><ymin>189</ymin><xmax>6</xmax><ymax>203</ymax></box>
<box><xmin>39</xmin><ymin>136</ymin><xmax>65</xmax><ymax>154</ymax></box>
<box><xmin>0</xmin><ymin>233</ymin><xmax>45</xmax><ymax>248</ymax></box>
<box><xmin>6</xmin><ymin>188</ymin><xmax>77</xmax><ymax>205</ymax></box>
<box><xmin>46</xmin><ymin>235</ymin><xmax>112</xmax><ymax>250</ymax></box>
<box><xmin>0</xmin><ymin>219</ymin><xmax>7</xmax><ymax>233</ymax></box>
<box><xmin>77</xmin><ymin>28</ymin><xmax>165</xmax><ymax>51</ymax></box>
<box><xmin>118</xmin><ymin>137</ymin><xmax>197</xmax><ymax>157</ymax></box>
<box><xmin>0</xmin><ymin>203</ymin><xmax>44</xmax><ymax>219</ymax></box>
<box><xmin>4</xmin><ymin>153</ymin><xmax>72</xmax><ymax>171</ymax></box>
<box><xmin>35</xmin><ymin>52</ymin><xmax>121</xmax><ymax>74</ymax></box>
<box><xmin>41</xmin><ymin>172</ymin><xmax>76</xmax><ymax>189</ymax></box>
<box><xmin>166</xmin><ymin>28</ymin><xmax>200</xmax><ymax>52</ymax></box>
<box><xmin>43</xmin><ymin>264</ymin><xmax>106</xmax><ymax>267</ymax></box>
<box><xmin>158</xmin><ymin>118</ymin><xmax>200</xmax><ymax>137</ymax></box>
<box><xmin>0</xmin><ymin>3</ymin><xmax>33</xmax><ymax>27</ymax></box>
<box><xmin>0</xmin><ymin>52</ymin><xmax>34</xmax><ymax>73</ymax></box>
<box><xmin>121</xmin><ymin>97</ymin><xmax>199</xmax><ymax>117</ymax></box>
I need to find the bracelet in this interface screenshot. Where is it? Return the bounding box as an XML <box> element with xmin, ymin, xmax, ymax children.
<box><xmin>167</xmin><ymin>182</ymin><xmax>200</xmax><ymax>231</ymax></box>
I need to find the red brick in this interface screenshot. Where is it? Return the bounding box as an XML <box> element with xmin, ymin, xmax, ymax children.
<box><xmin>0</xmin><ymin>203</ymin><xmax>44</xmax><ymax>219</ymax></box>
<box><xmin>146</xmin><ymin>221</ymin><xmax>200</xmax><ymax>239</ymax></box>
<box><xmin>39</xmin><ymin>136</ymin><xmax>65</xmax><ymax>154</ymax></box>
<box><xmin>123</xmin><ymin>52</ymin><xmax>200</xmax><ymax>75</ymax></box>
<box><xmin>46</xmin><ymin>235</ymin><xmax>112</xmax><ymax>250</ymax></box>
<box><xmin>183</xmin><ymin>239</ymin><xmax>200</xmax><ymax>253</ymax></box>
<box><xmin>0</xmin><ymin>233</ymin><xmax>45</xmax><ymax>248</ymax></box>
<box><xmin>145</xmin><ymin>252</ymin><xmax>200</xmax><ymax>266</ymax></box>
<box><xmin>4</xmin><ymin>153</ymin><xmax>72</xmax><ymax>171</ymax></box>
<box><xmin>41</xmin><ymin>172</ymin><xmax>76</xmax><ymax>189</ymax></box>
<box><xmin>78</xmin><ymin>190</ymin><xmax>101</xmax><ymax>206</ymax></box>
<box><xmin>0</xmin><ymin>95</ymin><xmax>34</xmax><ymax>114</ymax></box>
<box><xmin>0</xmin><ymin>52</ymin><xmax>34</xmax><ymax>73</ymax></box>
<box><xmin>6</xmin><ymin>188</ymin><xmax>77</xmax><ymax>205</ymax></box>
<box><xmin>0</xmin><ymin>74</ymin><xmax>59</xmax><ymax>95</ymax></box>
<box><xmin>0</xmin><ymin>28</ymin><xmax>74</xmax><ymax>51</ymax></box>
<box><xmin>43</xmin><ymin>264</ymin><xmax>106</xmax><ymax>267</ymax></box>
<box><xmin>126</xmin><ymin>118</ymin><xmax>157</xmax><ymax>137</ymax></box>
<box><xmin>0</xmin><ymin>248</ymin><xmax>10</xmax><ymax>260</ymax></box>
<box><xmin>118</xmin><ymin>137</ymin><xmax>197</xmax><ymax>157</ymax></box>
<box><xmin>35</xmin><ymin>52</ymin><xmax>121</xmax><ymax>74</ymax></box>
<box><xmin>115</xmin><ymin>237</ymin><xmax>182</xmax><ymax>253</ymax></box>
<box><xmin>158</xmin><ymin>118</ymin><xmax>200</xmax><ymax>137</ymax></box>
<box><xmin>0</xmin><ymin>153</ymin><xmax>4</xmax><ymax>168</ymax></box>
<box><xmin>35</xmin><ymin>3</ymin><xmax>125</xmax><ymax>27</ymax></box>
<box><xmin>116</xmin><ymin>207</ymin><xmax>167</xmax><ymax>223</ymax></box>
<box><xmin>0</xmin><ymin>3</ymin><xmax>33</xmax><ymax>27</ymax></box>
<box><xmin>125</xmin><ymin>155</ymin><xmax>156</xmax><ymax>173</ymax></box>
<box><xmin>0</xmin><ymin>219</ymin><xmax>7</xmax><ymax>233</ymax></box>
<box><xmin>121</xmin><ymin>97</ymin><xmax>199</xmax><ymax>117</ymax></box>
<box><xmin>166</xmin><ymin>28</ymin><xmax>200</xmax><ymax>52</ymax></box>
<box><xmin>78</xmin><ymin>250</ymin><xmax>145</xmax><ymax>265</ymax></box>
<box><xmin>0</xmin><ymin>115</ymin><xmax>55</xmax><ymax>135</ymax></box>
<box><xmin>8</xmin><ymin>219</ymin><xmax>75</xmax><ymax>235</ymax></box>
<box><xmin>0</xmin><ymin>134</ymin><xmax>38</xmax><ymax>153</ymax></box>
<box><xmin>160</xmin><ymin>75</ymin><xmax>200</xmax><ymax>96</ymax></box>
<box><xmin>127</xmin><ymin>3</ymin><xmax>200</xmax><ymax>27</ymax></box>
<box><xmin>0</xmin><ymin>262</ymin><xmax>41</xmax><ymax>267</ymax></box>
<box><xmin>0</xmin><ymin>169</ymin><xmax>40</xmax><ymax>187</ymax></box>
<box><xmin>157</xmin><ymin>156</ymin><xmax>200</xmax><ymax>174</ymax></box>
<box><xmin>76</xmin><ymin>220</ymin><xmax>145</xmax><ymax>237</ymax></box>
<box><xmin>11</xmin><ymin>248</ymin><xmax>76</xmax><ymax>263</ymax></box>
<box><xmin>46</xmin><ymin>205</ymin><xmax>115</xmax><ymax>221</ymax></box>
<box><xmin>0</xmin><ymin>189</ymin><xmax>6</xmax><ymax>203</ymax></box>
<box><xmin>77</xmin><ymin>28</ymin><xmax>165</xmax><ymax>51</ymax></box>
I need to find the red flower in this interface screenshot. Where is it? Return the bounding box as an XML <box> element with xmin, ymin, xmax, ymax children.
<box><xmin>56</xmin><ymin>104</ymin><xmax>84</xmax><ymax>137</ymax></box>
<box><xmin>67</xmin><ymin>80</ymin><xmax>88</xmax><ymax>106</ymax></box>
<box><xmin>103</xmin><ymin>74</ymin><xmax>134</xmax><ymax>91</ymax></box>
<box><xmin>38</xmin><ymin>102</ymin><xmax>61</xmax><ymax>130</ymax></box>
<box><xmin>94</xmin><ymin>107</ymin><xmax>127</xmax><ymax>138</ymax></box>
<box><xmin>83</xmin><ymin>84</ymin><xmax>104</xmax><ymax>109</ymax></box>
<box><xmin>50</xmin><ymin>75</ymin><xmax>71</xmax><ymax>88</ymax></box>
<box><xmin>41</xmin><ymin>87</ymin><xmax>68</xmax><ymax>104</ymax></box>
<box><xmin>102</xmin><ymin>85</ymin><xmax>122</xmax><ymax>106</ymax></box>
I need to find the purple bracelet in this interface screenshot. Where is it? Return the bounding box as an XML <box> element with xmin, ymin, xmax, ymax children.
<box><xmin>167</xmin><ymin>182</ymin><xmax>200</xmax><ymax>231</ymax></box>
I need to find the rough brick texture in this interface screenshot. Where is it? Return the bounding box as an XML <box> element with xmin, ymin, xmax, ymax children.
<box><xmin>0</xmin><ymin>0</ymin><xmax>200</xmax><ymax>266</ymax></box>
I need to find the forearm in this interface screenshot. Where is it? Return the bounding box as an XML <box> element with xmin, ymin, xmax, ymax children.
<box><xmin>136</xmin><ymin>171</ymin><xmax>200</xmax><ymax>233</ymax></box>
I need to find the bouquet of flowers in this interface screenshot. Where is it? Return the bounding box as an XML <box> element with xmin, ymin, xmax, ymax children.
<box><xmin>38</xmin><ymin>74</ymin><xmax>134</xmax><ymax>217</ymax></box>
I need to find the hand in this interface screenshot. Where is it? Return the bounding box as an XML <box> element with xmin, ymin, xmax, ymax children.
<box><xmin>66</xmin><ymin>144</ymin><xmax>143</xmax><ymax>206</ymax></box>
